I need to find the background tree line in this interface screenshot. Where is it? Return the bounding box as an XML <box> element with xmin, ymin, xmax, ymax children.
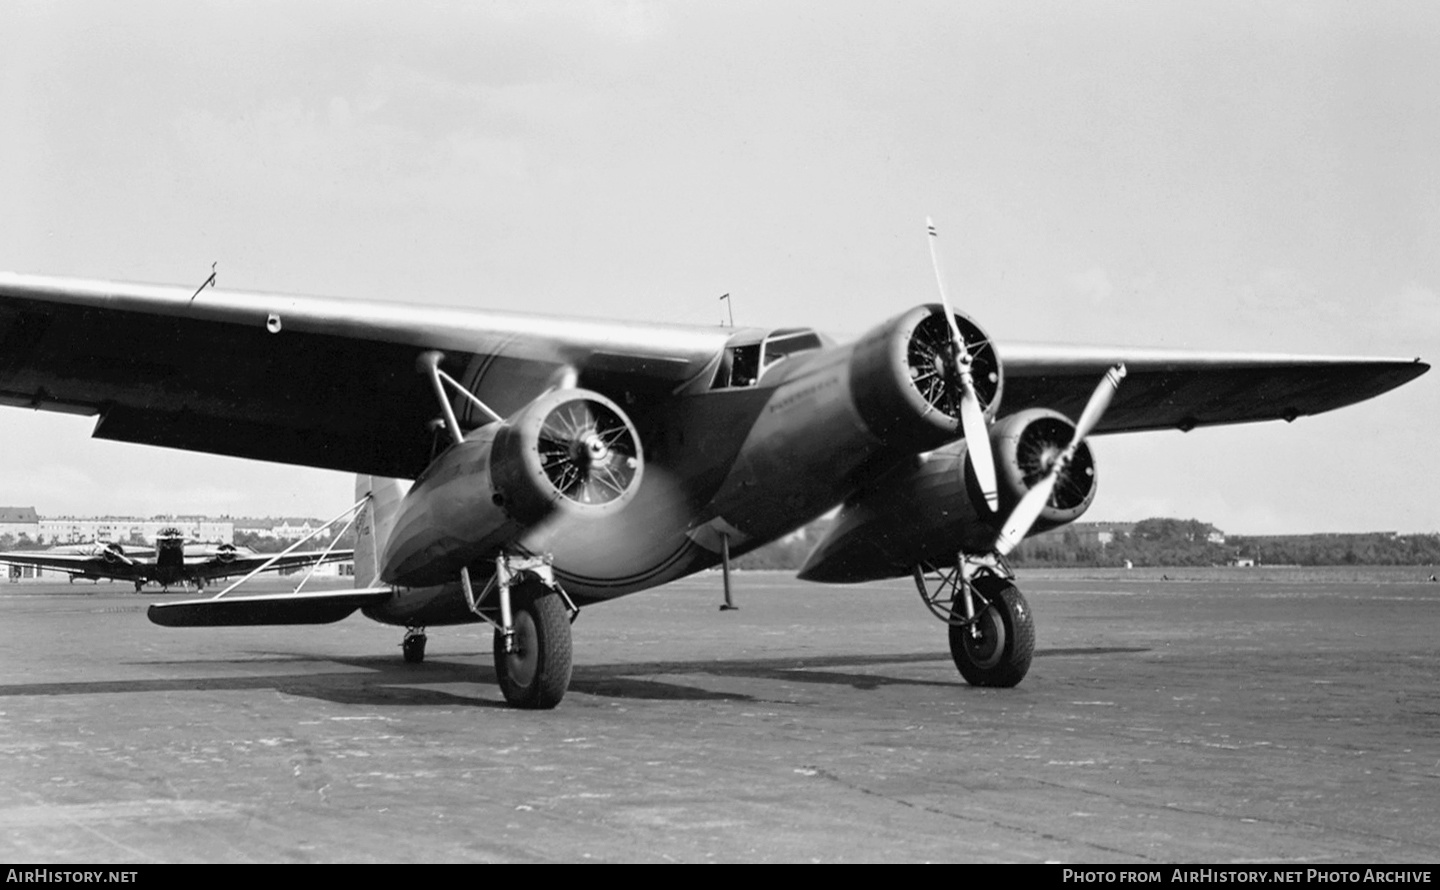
<box><xmin>728</xmin><ymin>517</ymin><xmax>1440</xmax><ymax>570</ymax></box>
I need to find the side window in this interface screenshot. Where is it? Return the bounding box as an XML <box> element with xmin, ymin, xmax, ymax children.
<box><xmin>711</xmin><ymin>344</ymin><xmax>762</xmax><ymax>389</ymax></box>
<box><xmin>729</xmin><ymin>344</ymin><xmax>760</xmax><ymax>387</ymax></box>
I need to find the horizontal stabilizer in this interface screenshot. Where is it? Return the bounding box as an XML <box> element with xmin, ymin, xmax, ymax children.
<box><xmin>148</xmin><ymin>588</ymin><xmax>393</xmax><ymax>627</ymax></box>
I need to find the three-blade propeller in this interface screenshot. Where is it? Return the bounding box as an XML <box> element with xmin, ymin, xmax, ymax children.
<box><xmin>993</xmin><ymin>363</ymin><xmax>1127</xmax><ymax>556</ymax></box>
<box><xmin>925</xmin><ymin>217</ymin><xmax>999</xmax><ymax>513</ymax></box>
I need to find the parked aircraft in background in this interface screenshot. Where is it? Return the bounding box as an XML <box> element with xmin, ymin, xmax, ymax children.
<box><xmin>0</xmin><ymin>527</ymin><xmax>352</xmax><ymax>592</ymax></box>
<box><xmin>0</xmin><ymin>225</ymin><xmax>1426</xmax><ymax>708</ymax></box>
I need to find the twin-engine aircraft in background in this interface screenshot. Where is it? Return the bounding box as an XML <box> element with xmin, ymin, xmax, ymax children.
<box><xmin>0</xmin><ymin>526</ymin><xmax>354</xmax><ymax>592</ymax></box>
<box><xmin>0</xmin><ymin>226</ymin><xmax>1427</xmax><ymax>708</ymax></box>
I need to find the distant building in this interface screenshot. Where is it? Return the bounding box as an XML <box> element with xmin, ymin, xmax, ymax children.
<box><xmin>233</xmin><ymin>517</ymin><xmax>333</xmax><ymax>541</ymax></box>
<box><xmin>39</xmin><ymin>517</ymin><xmax>234</xmax><ymax>545</ymax></box>
<box><xmin>0</xmin><ymin>507</ymin><xmax>41</xmax><ymax>541</ymax></box>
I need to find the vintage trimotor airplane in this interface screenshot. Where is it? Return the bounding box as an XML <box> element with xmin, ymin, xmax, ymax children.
<box><xmin>0</xmin><ymin>224</ymin><xmax>1427</xmax><ymax>708</ymax></box>
<box><xmin>0</xmin><ymin>526</ymin><xmax>353</xmax><ymax>592</ymax></box>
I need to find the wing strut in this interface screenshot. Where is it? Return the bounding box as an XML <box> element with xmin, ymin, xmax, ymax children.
<box><xmin>419</xmin><ymin>350</ymin><xmax>503</xmax><ymax>446</ymax></box>
<box><xmin>209</xmin><ymin>496</ymin><xmax>370</xmax><ymax>599</ymax></box>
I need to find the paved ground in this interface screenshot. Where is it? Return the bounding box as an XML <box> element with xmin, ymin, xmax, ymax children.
<box><xmin>0</xmin><ymin>570</ymin><xmax>1437</xmax><ymax>863</ymax></box>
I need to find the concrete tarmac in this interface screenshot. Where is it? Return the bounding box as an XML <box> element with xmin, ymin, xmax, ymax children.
<box><xmin>0</xmin><ymin>569</ymin><xmax>1437</xmax><ymax>863</ymax></box>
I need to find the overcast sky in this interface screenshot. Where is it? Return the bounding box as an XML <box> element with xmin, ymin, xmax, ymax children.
<box><xmin>1</xmin><ymin>0</ymin><xmax>1436</xmax><ymax>534</ymax></box>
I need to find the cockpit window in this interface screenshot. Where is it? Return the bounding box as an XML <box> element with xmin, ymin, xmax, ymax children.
<box><xmin>710</xmin><ymin>328</ymin><xmax>824</xmax><ymax>389</ymax></box>
<box><xmin>712</xmin><ymin>343</ymin><xmax>761</xmax><ymax>389</ymax></box>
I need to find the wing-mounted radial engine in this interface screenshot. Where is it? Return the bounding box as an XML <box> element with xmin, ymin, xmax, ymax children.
<box><xmin>798</xmin><ymin>407</ymin><xmax>1099</xmax><ymax>584</ymax></box>
<box><xmin>381</xmin><ymin>386</ymin><xmax>643</xmax><ymax>589</ymax></box>
<box><xmin>214</xmin><ymin>544</ymin><xmax>238</xmax><ymax>564</ymax></box>
<box><xmin>102</xmin><ymin>543</ymin><xmax>131</xmax><ymax>565</ymax></box>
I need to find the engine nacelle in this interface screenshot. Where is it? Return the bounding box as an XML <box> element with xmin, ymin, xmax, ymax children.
<box><xmin>381</xmin><ymin>388</ymin><xmax>643</xmax><ymax>588</ymax></box>
<box><xmin>848</xmin><ymin>303</ymin><xmax>1003</xmax><ymax>452</ymax></box>
<box><xmin>215</xmin><ymin>544</ymin><xmax>237</xmax><ymax>564</ymax></box>
<box><xmin>102</xmin><ymin>543</ymin><xmax>127</xmax><ymax>565</ymax></box>
<box><xmin>797</xmin><ymin>408</ymin><xmax>1097</xmax><ymax>583</ymax></box>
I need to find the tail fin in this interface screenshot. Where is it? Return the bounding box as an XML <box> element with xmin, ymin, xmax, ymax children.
<box><xmin>354</xmin><ymin>475</ymin><xmax>406</xmax><ymax>587</ymax></box>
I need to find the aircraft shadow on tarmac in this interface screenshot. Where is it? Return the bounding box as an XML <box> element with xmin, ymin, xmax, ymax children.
<box><xmin>0</xmin><ymin>646</ymin><xmax>1150</xmax><ymax>708</ymax></box>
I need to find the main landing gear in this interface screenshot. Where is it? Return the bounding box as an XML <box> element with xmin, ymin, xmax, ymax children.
<box><xmin>397</xmin><ymin>555</ymin><xmax>577</xmax><ymax>709</ymax></box>
<box><xmin>913</xmin><ymin>558</ymin><xmax>1035</xmax><ymax>688</ymax></box>
<box><xmin>492</xmin><ymin>581</ymin><xmax>573</xmax><ymax>709</ymax></box>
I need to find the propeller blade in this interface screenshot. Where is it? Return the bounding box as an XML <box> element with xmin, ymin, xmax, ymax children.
<box><xmin>995</xmin><ymin>473</ymin><xmax>1059</xmax><ymax>556</ymax></box>
<box><xmin>959</xmin><ymin>381</ymin><xmax>999</xmax><ymax>512</ymax></box>
<box><xmin>925</xmin><ymin>217</ymin><xmax>970</xmax><ymax>359</ymax></box>
<box><xmin>927</xmin><ymin>217</ymin><xmax>999</xmax><ymax>511</ymax></box>
<box><xmin>993</xmin><ymin>363</ymin><xmax>1127</xmax><ymax>556</ymax></box>
<box><xmin>1073</xmin><ymin>363</ymin><xmax>1128</xmax><ymax>442</ymax></box>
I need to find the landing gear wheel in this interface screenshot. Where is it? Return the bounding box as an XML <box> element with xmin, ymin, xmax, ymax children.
<box><xmin>949</xmin><ymin>576</ymin><xmax>1034</xmax><ymax>688</ymax></box>
<box><xmin>402</xmin><ymin>632</ymin><xmax>427</xmax><ymax>664</ymax></box>
<box><xmin>494</xmin><ymin>583</ymin><xmax>573</xmax><ymax>710</ymax></box>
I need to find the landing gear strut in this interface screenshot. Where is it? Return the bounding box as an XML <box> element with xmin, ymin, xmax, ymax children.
<box><xmin>461</xmin><ymin>555</ymin><xmax>577</xmax><ymax>709</ymax></box>
<box><xmin>913</xmin><ymin>560</ymin><xmax>1035</xmax><ymax>688</ymax></box>
<box><xmin>493</xmin><ymin>580</ymin><xmax>573</xmax><ymax>709</ymax></box>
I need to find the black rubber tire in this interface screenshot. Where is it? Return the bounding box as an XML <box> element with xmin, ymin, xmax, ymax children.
<box><xmin>949</xmin><ymin>576</ymin><xmax>1034</xmax><ymax>688</ymax></box>
<box><xmin>494</xmin><ymin>585</ymin><xmax>573</xmax><ymax>710</ymax></box>
<box><xmin>402</xmin><ymin>634</ymin><xmax>427</xmax><ymax>664</ymax></box>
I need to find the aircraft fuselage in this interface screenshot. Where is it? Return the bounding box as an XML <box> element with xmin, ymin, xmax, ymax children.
<box><xmin>364</xmin><ymin>306</ymin><xmax>973</xmax><ymax>626</ymax></box>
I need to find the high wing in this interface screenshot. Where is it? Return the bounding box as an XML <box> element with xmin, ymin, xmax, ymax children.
<box><xmin>1001</xmin><ymin>344</ymin><xmax>1427</xmax><ymax>434</ymax></box>
<box><xmin>0</xmin><ymin>273</ymin><xmax>1425</xmax><ymax>477</ymax></box>
<box><xmin>0</xmin><ymin>272</ymin><xmax>733</xmax><ymax>479</ymax></box>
